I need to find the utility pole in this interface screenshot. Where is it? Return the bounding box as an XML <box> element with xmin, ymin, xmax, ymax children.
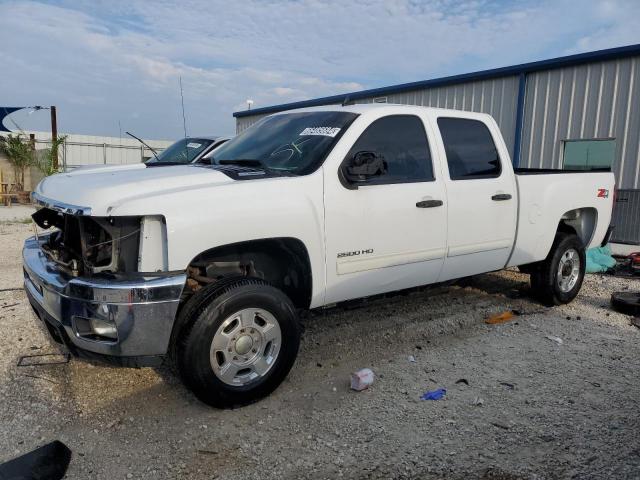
<box><xmin>50</xmin><ymin>105</ymin><xmax>58</xmax><ymax>170</ymax></box>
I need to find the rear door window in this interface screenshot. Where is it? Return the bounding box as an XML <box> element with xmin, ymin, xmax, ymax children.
<box><xmin>437</xmin><ymin>118</ymin><xmax>501</xmax><ymax>180</ymax></box>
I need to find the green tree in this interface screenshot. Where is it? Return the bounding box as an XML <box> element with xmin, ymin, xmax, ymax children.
<box><xmin>0</xmin><ymin>133</ymin><xmax>34</xmax><ymax>191</ymax></box>
<box><xmin>35</xmin><ymin>135</ymin><xmax>67</xmax><ymax>177</ymax></box>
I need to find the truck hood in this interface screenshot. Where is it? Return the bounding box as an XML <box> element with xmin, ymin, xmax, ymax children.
<box><xmin>67</xmin><ymin>163</ymin><xmax>147</xmax><ymax>174</ymax></box>
<box><xmin>34</xmin><ymin>165</ymin><xmax>235</xmax><ymax>216</ymax></box>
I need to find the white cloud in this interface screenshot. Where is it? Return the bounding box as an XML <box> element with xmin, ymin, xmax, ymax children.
<box><xmin>1</xmin><ymin>0</ymin><xmax>639</xmax><ymax>138</ymax></box>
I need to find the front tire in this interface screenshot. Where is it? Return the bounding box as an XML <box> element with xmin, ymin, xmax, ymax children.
<box><xmin>175</xmin><ymin>278</ymin><xmax>300</xmax><ymax>408</ymax></box>
<box><xmin>530</xmin><ymin>232</ymin><xmax>586</xmax><ymax>306</ymax></box>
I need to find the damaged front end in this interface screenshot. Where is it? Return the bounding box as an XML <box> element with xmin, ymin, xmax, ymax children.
<box><xmin>23</xmin><ymin>201</ymin><xmax>186</xmax><ymax>367</ymax></box>
<box><xmin>32</xmin><ymin>208</ymin><xmax>141</xmax><ymax>277</ymax></box>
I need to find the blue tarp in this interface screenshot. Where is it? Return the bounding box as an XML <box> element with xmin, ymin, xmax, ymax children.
<box><xmin>586</xmin><ymin>245</ymin><xmax>617</xmax><ymax>273</ymax></box>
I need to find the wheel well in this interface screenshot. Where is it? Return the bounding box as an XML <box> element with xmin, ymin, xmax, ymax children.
<box><xmin>558</xmin><ymin>207</ymin><xmax>598</xmax><ymax>247</ymax></box>
<box><xmin>185</xmin><ymin>238</ymin><xmax>312</xmax><ymax>309</ymax></box>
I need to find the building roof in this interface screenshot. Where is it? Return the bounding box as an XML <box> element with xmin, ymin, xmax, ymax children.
<box><xmin>234</xmin><ymin>43</ymin><xmax>640</xmax><ymax>119</ymax></box>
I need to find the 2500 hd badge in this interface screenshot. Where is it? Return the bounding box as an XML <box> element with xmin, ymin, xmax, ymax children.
<box><xmin>337</xmin><ymin>249</ymin><xmax>374</xmax><ymax>259</ymax></box>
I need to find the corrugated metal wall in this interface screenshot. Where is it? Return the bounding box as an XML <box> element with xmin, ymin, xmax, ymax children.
<box><xmin>353</xmin><ymin>76</ymin><xmax>521</xmax><ymax>157</ymax></box>
<box><xmin>610</xmin><ymin>189</ymin><xmax>640</xmax><ymax>244</ymax></box>
<box><xmin>235</xmin><ymin>76</ymin><xmax>521</xmax><ymax>157</ymax></box>
<box><xmin>236</xmin><ymin>113</ymin><xmax>270</xmax><ymax>134</ymax></box>
<box><xmin>520</xmin><ymin>57</ymin><xmax>640</xmax><ymax>188</ymax></box>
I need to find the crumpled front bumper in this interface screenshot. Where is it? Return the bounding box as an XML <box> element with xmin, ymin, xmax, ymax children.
<box><xmin>22</xmin><ymin>235</ymin><xmax>186</xmax><ymax>367</ymax></box>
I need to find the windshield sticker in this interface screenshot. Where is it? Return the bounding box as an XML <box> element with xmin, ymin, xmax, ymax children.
<box><xmin>187</xmin><ymin>142</ymin><xmax>202</xmax><ymax>149</ymax></box>
<box><xmin>299</xmin><ymin>127</ymin><xmax>341</xmax><ymax>138</ymax></box>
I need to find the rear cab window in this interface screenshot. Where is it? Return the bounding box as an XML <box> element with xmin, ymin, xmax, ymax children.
<box><xmin>437</xmin><ymin>118</ymin><xmax>501</xmax><ymax>180</ymax></box>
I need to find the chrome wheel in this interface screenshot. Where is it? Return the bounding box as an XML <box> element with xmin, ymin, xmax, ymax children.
<box><xmin>556</xmin><ymin>248</ymin><xmax>581</xmax><ymax>293</ymax></box>
<box><xmin>209</xmin><ymin>308</ymin><xmax>282</xmax><ymax>386</ymax></box>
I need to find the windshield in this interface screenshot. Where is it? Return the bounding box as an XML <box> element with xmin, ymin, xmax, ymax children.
<box><xmin>147</xmin><ymin>138</ymin><xmax>215</xmax><ymax>164</ymax></box>
<box><xmin>211</xmin><ymin>111</ymin><xmax>358</xmax><ymax>175</ymax></box>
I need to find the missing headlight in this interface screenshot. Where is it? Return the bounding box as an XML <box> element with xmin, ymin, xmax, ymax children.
<box><xmin>33</xmin><ymin>208</ymin><xmax>142</xmax><ymax>276</ymax></box>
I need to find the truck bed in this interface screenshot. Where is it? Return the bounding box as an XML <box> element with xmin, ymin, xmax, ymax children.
<box><xmin>507</xmin><ymin>169</ymin><xmax>615</xmax><ymax>268</ymax></box>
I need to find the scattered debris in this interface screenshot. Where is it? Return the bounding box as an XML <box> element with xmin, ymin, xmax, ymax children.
<box><xmin>472</xmin><ymin>397</ymin><xmax>484</xmax><ymax>406</ymax></box>
<box><xmin>545</xmin><ymin>335</ymin><xmax>563</xmax><ymax>345</ymax></box>
<box><xmin>1</xmin><ymin>302</ymin><xmax>19</xmax><ymax>309</ymax></box>
<box><xmin>407</xmin><ymin>355</ymin><xmax>416</xmax><ymax>363</ymax></box>
<box><xmin>455</xmin><ymin>378</ymin><xmax>469</xmax><ymax>386</ymax></box>
<box><xmin>0</xmin><ymin>440</ymin><xmax>71</xmax><ymax>480</ymax></box>
<box><xmin>499</xmin><ymin>382</ymin><xmax>515</xmax><ymax>390</ymax></box>
<box><xmin>611</xmin><ymin>292</ymin><xmax>640</xmax><ymax>316</ymax></box>
<box><xmin>350</xmin><ymin>368</ymin><xmax>374</xmax><ymax>391</ymax></box>
<box><xmin>481</xmin><ymin>467</ymin><xmax>527</xmax><ymax>479</ymax></box>
<box><xmin>22</xmin><ymin>374</ymin><xmax>60</xmax><ymax>385</ymax></box>
<box><xmin>490</xmin><ymin>421</ymin><xmax>510</xmax><ymax>430</ymax></box>
<box><xmin>196</xmin><ymin>449</ymin><xmax>219</xmax><ymax>456</ymax></box>
<box><xmin>485</xmin><ymin>310</ymin><xmax>519</xmax><ymax>325</ymax></box>
<box><xmin>106</xmin><ymin>418</ymin><xmax>122</xmax><ymax>429</ymax></box>
<box><xmin>610</xmin><ymin>252</ymin><xmax>640</xmax><ymax>277</ymax></box>
<box><xmin>420</xmin><ymin>388</ymin><xmax>446</xmax><ymax>401</ymax></box>
<box><xmin>17</xmin><ymin>353</ymin><xmax>70</xmax><ymax>367</ymax></box>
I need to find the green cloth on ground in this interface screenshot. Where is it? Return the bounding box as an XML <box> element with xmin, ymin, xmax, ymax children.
<box><xmin>586</xmin><ymin>245</ymin><xmax>616</xmax><ymax>273</ymax></box>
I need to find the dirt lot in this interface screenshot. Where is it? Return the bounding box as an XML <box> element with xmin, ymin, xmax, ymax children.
<box><xmin>1</xmin><ymin>221</ymin><xmax>639</xmax><ymax>479</ymax></box>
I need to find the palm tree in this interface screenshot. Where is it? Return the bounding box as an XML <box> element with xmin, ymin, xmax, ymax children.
<box><xmin>0</xmin><ymin>133</ymin><xmax>34</xmax><ymax>191</ymax></box>
<box><xmin>34</xmin><ymin>135</ymin><xmax>66</xmax><ymax>177</ymax></box>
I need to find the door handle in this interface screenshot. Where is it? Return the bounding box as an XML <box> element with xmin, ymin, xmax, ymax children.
<box><xmin>491</xmin><ymin>193</ymin><xmax>512</xmax><ymax>201</ymax></box>
<box><xmin>416</xmin><ymin>199</ymin><xmax>443</xmax><ymax>208</ymax></box>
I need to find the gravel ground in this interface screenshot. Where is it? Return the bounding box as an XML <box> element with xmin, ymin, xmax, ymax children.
<box><xmin>0</xmin><ymin>205</ymin><xmax>35</xmax><ymax>222</ymax></box>
<box><xmin>1</xmin><ymin>222</ymin><xmax>639</xmax><ymax>479</ymax></box>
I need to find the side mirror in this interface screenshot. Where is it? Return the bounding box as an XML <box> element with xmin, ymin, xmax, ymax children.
<box><xmin>342</xmin><ymin>151</ymin><xmax>387</xmax><ymax>185</ymax></box>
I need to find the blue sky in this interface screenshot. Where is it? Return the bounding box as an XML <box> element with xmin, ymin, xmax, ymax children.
<box><xmin>1</xmin><ymin>0</ymin><xmax>639</xmax><ymax>139</ymax></box>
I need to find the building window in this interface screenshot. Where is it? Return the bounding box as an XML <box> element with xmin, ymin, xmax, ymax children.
<box><xmin>563</xmin><ymin>139</ymin><xmax>615</xmax><ymax>170</ymax></box>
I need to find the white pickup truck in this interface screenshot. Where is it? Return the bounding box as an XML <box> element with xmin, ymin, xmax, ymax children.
<box><xmin>23</xmin><ymin>105</ymin><xmax>614</xmax><ymax>407</ymax></box>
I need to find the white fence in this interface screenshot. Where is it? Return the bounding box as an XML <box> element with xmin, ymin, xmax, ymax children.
<box><xmin>4</xmin><ymin>131</ymin><xmax>174</xmax><ymax>170</ymax></box>
<box><xmin>34</xmin><ymin>139</ymin><xmax>169</xmax><ymax>169</ymax></box>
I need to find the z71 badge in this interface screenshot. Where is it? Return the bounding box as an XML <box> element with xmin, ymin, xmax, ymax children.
<box><xmin>597</xmin><ymin>188</ymin><xmax>609</xmax><ymax>198</ymax></box>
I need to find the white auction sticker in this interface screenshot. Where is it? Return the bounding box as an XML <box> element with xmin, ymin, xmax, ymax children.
<box><xmin>299</xmin><ymin>127</ymin><xmax>341</xmax><ymax>137</ymax></box>
<box><xmin>187</xmin><ymin>142</ymin><xmax>202</xmax><ymax>148</ymax></box>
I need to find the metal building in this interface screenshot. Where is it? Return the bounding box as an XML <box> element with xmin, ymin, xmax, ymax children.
<box><xmin>233</xmin><ymin>43</ymin><xmax>640</xmax><ymax>243</ymax></box>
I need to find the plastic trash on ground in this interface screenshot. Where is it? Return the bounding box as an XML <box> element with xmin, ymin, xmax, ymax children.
<box><xmin>420</xmin><ymin>388</ymin><xmax>446</xmax><ymax>400</ymax></box>
<box><xmin>545</xmin><ymin>335</ymin><xmax>563</xmax><ymax>345</ymax></box>
<box><xmin>485</xmin><ymin>311</ymin><xmax>516</xmax><ymax>325</ymax></box>
<box><xmin>350</xmin><ymin>368</ymin><xmax>374</xmax><ymax>391</ymax></box>
<box><xmin>586</xmin><ymin>245</ymin><xmax>617</xmax><ymax>273</ymax></box>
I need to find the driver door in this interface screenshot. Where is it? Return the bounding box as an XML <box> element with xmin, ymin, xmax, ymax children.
<box><xmin>323</xmin><ymin>113</ymin><xmax>447</xmax><ymax>304</ymax></box>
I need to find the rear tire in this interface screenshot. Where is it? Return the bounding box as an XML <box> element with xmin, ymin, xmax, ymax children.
<box><xmin>175</xmin><ymin>278</ymin><xmax>300</xmax><ymax>408</ymax></box>
<box><xmin>530</xmin><ymin>232</ymin><xmax>586</xmax><ymax>306</ymax></box>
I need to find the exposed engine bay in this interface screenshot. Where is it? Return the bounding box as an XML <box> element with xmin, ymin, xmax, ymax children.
<box><xmin>32</xmin><ymin>208</ymin><xmax>141</xmax><ymax>277</ymax></box>
<box><xmin>30</xmin><ymin>208</ymin><xmax>267</xmax><ymax>292</ymax></box>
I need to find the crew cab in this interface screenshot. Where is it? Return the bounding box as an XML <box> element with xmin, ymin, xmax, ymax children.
<box><xmin>23</xmin><ymin>105</ymin><xmax>615</xmax><ymax>408</ymax></box>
